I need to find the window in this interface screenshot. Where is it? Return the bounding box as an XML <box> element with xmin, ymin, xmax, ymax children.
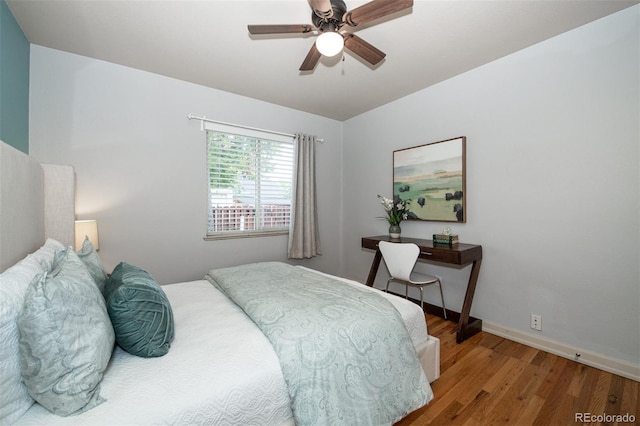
<box><xmin>205</xmin><ymin>125</ymin><xmax>294</xmax><ymax>238</ymax></box>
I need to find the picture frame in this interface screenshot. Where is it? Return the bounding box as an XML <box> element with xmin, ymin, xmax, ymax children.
<box><xmin>393</xmin><ymin>136</ymin><xmax>466</xmax><ymax>223</ymax></box>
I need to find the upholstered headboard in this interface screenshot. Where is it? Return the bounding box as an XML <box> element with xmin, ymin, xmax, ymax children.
<box><xmin>0</xmin><ymin>141</ymin><xmax>75</xmax><ymax>272</ymax></box>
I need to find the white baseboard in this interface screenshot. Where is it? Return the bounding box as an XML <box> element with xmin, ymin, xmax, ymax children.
<box><xmin>482</xmin><ymin>320</ymin><xmax>640</xmax><ymax>382</ymax></box>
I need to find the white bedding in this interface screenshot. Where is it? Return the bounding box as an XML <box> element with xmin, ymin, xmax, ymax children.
<box><xmin>17</xmin><ymin>280</ymin><xmax>294</xmax><ymax>425</ymax></box>
<box><xmin>17</xmin><ymin>269</ymin><xmax>431</xmax><ymax>425</ymax></box>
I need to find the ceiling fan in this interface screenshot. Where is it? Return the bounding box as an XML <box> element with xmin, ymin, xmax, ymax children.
<box><xmin>248</xmin><ymin>0</ymin><xmax>414</xmax><ymax>71</ymax></box>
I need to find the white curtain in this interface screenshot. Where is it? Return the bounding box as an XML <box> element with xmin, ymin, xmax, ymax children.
<box><xmin>288</xmin><ymin>134</ymin><xmax>322</xmax><ymax>259</ymax></box>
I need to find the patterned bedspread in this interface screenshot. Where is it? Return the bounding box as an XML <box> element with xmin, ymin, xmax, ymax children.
<box><xmin>205</xmin><ymin>262</ymin><xmax>433</xmax><ymax>426</ymax></box>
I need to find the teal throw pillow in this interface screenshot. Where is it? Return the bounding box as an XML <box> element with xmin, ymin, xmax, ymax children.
<box><xmin>104</xmin><ymin>262</ymin><xmax>174</xmax><ymax>358</ymax></box>
<box><xmin>17</xmin><ymin>248</ymin><xmax>115</xmax><ymax>416</ymax></box>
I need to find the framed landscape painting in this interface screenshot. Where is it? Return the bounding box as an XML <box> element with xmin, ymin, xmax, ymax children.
<box><xmin>393</xmin><ymin>136</ymin><xmax>466</xmax><ymax>222</ymax></box>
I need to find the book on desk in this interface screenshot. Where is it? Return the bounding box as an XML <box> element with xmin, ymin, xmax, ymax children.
<box><xmin>433</xmin><ymin>234</ymin><xmax>459</xmax><ymax>246</ymax></box>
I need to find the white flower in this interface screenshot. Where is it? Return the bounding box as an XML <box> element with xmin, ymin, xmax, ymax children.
<box><xmin>379</xmin><ymin>196</ymin><xmax>393</xmax><ymax>211</ymax></box>
<box><xmin>377</xmin><ymin>194</ymin><xmax>409</xmax><ymax>226</ymax></box>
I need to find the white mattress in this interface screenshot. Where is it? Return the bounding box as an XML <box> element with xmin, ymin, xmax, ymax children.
<box><xmin>17</xmin><ymin>280</ymin><xmax>294</xmax><ymax>425</ymax></box>
<box><xmin>17</xmin><ymin>268</ymin><xmax>431</xmax><ymax>425</ymax></box>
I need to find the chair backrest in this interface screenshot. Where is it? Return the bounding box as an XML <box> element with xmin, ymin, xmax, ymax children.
<box><xmin>378</xmin><ymin>241</ymin><xmax>420</xmax><ymax>282</ymax></box>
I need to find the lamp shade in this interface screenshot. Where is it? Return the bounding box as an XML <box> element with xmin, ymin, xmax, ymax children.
<box><xmin>315</xmin><ymin>31</ymin><xmax>344</xmax><ymax>57</ymax></box>
<box><xmin>75</xmin><ymin>220</ymin><xmax>99</xmax><ymax>251</ymax></box>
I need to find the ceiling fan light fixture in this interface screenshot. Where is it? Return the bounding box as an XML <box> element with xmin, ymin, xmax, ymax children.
<box><xmin>315</xmin><ymin>31</ymin><xmax>344</xmax><ymax>57</ymax></box>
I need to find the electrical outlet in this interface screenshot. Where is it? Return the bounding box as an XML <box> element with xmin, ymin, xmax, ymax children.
<box><xmin>530</xmin><ymin>314</ymin><xmax>542</xmax><ymax>331</ymax></box>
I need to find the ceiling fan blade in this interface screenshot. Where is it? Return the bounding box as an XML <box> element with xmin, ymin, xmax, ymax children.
<box><xmin>299</xmin><ymin>43</ymin><xmax>322</xmax><ymax>71</ymax></box>
<box><xmin>248</xmin><ymin>24</ymin><xmax>315</xmax><ymax>35</ymax></box>
<box><xmin>308</xmin><ymin>0</ymin><xmax>333</xmax><ymax>19</ymax></box>
<box><xmin>344</xmin><ymin>0</ymin><xmax>413</xmax><ymax>27</ymax></box>
<box><xmin>344</xmin><ymin>33</ymin><xmax>385</xmax><ymax>65</ymax></box>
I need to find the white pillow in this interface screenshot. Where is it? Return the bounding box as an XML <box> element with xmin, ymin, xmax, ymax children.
<box><xmin>0</xmin><ymin>239</ymin><xmax>64</xmax><ymax>424</ymax></box>
<box><xmin>18</xmin><ymin>247</ymin><xmax>115</xmax><ymax>416</ymax></box>
<box><xmin>76</xmin><ymin>236</ymin><xmax>108</xmax><ymax>293</ymax></box>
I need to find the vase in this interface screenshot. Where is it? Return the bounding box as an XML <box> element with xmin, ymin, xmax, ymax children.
<box><xmin>389</xmin><ymin>224</ymin><xmax>401</xmax><ymax>239</ymax></box>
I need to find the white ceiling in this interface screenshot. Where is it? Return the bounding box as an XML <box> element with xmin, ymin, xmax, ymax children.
<box><xmin>7</xmin><ymin>0</ymin><xmax>638</xmax><ymax>121</ymax></box>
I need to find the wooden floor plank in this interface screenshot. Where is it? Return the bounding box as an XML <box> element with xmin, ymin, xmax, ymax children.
<box><xmin>620</xmin><ymin>379</ymin><xmax>639</xmax><ymax>421</ymax></box>
<box><xmin>513</xmin><ymin>394</ymin><xmax>546</xmax><ymax>425</ymax></box>
<box><xmin>534</xmin><ymin>354</ymin><xmax>568</xmax><ymax>401</ymax></box>
<box><xmin>394</xmin><ymin>313</ymin><xmax>639</xmax><ymax>426</ymax></box>
<box><xmin>428</xmin><ymin>350</ymin><xmax>507</xmax><ymax>424</ymax></box>
<box><xmin>482</xmin><ymin>363</ymin><xmax>543</xmax><ymax>424</ymax></box>
<box><xmin>589</xmin><ymin>371</ymin><xmax>613</xmax><ymax>416</ymax></box>
<box><xmin>416</xmin><ymin>347</ymin><xmax>495</xmax><ymax>423</ymax></box>
<box><xmin>447</xmin><ymin>390</ymin><xmax>491</xmax><ymax>426</ymax></box>
<box><xmin>533</xmin><ymin>361</ymin><xmax>578</xmax><ymax>425</ymax></box>
<box><xmin>573</xmin><ymin>364</ymin><xmax>602</xmax><ymax>414</ymax></box>
<box><xmin>472</xmin><ymin>357</ymin><xmax>528</xmax><ymax>425</ymax></box>
<box><xmin>605</xmin><ymin>374</ymin><xmax>626</xmax><ymax>417</ymax></box>
<box><xmin>568</xmin><ymin>364</ymin><xmax>589</xmax><ymax>397</ymax></box>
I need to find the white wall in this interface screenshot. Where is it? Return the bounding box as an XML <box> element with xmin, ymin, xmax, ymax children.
<box><xmin>342</xmin><ymin>6</ymin><xmax>639</xmax><ymax>367</ymax></box>
<box><xmin>29</xmin><ymin>45</ymin><xmax>343</xmax><ymax>284</ymax></box>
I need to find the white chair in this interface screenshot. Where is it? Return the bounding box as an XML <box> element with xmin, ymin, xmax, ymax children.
<box><xmin>378</xmin><ymin>240</ymin><xmax>447</xmax><ymax>319</ymax></box>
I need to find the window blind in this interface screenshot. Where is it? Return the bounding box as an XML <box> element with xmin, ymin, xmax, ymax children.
<box><xmin>206</xmin><ymin>129</ymin><xmax>294</xmax><ymax>237</ymax></box>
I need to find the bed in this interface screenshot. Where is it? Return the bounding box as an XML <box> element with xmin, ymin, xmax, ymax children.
<box><xmin>0</xmin><ymin>140</ymin><xmax>439</xmax><ymax>425</ymax></box>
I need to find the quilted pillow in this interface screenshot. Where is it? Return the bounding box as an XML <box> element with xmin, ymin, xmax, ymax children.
<box><xmin>104</xmin><ymin>262</ymin><xmax>174</xmax><ymax>357</ymax></box>
<box><xmin>17</xmin><ymin>247</ymin><xmax>115</xmax><ymax>417</ymax></box>
<box><xmin>0</xmin><ymin>238</ymin><xmax>64</xmax><ymax>424</ymax></box>
<box><xmin>76</xmin><ymin>236</ymin><xmax>108</xmax><ymax>293</ymax></box>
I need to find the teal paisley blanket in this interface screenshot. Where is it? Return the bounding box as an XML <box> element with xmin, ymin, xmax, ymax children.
<box><xmin>205</xmin><ymin>262</ymin><xmax>432</xmax><ymax>426</ymax></box>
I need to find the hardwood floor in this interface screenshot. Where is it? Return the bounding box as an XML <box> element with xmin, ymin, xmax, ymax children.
<box><xmin>396</xmin><ymin>314</ymin><xmax>639</xmax><ymax>426</ymax></box>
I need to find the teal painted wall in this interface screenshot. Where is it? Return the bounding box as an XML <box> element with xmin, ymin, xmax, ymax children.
<box><xmin>0</xmin><ymin>1</ymin><xmax>29</xmax><ymax>153</ymax></box>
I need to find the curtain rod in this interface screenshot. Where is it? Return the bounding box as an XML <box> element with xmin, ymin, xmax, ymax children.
<box><xmin>187</xmin><ymin>114</ymin><xmax>324</xmax><ymax>143</ymax></box>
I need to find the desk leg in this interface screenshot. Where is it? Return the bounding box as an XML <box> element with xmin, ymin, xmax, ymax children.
<box><xmin>365</xmin><ymin>249</ymin><xmax>382</xmax><ymax>287</ymax></box>
<box><xmin>456</xmin><ymin>258</ymin><xmax>483</xmax><ymax>343</ymax></box>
